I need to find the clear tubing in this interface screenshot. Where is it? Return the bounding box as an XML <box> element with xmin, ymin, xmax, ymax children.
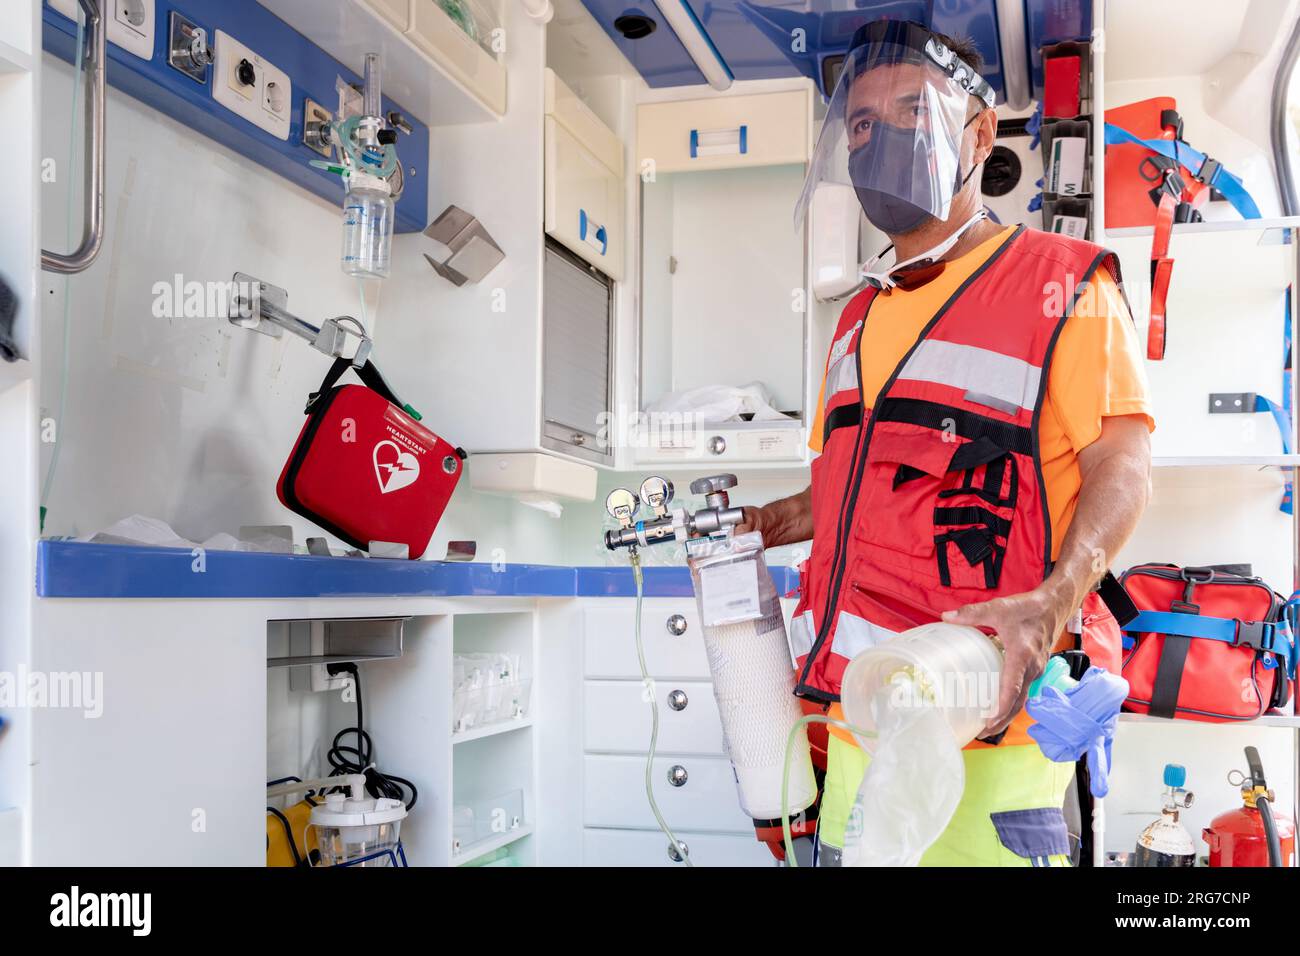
<box><xmin>41</xmin><ymin>8</ymin><xmax>89</xmax><ymax>523</ymax></box>
<box><xmin>631</xmin><ymin>550</ymin><xmax>693</xmax><ymax>866</ymax></box>
<box><xmin>781</xmin><ymin>714</ymin><xmax>876</xmax><ymax>867</ymax></box>
<box><xmin>363</xmin><ymin>53</ymin><xmax>382</xmax><ymax>119</ymax></box>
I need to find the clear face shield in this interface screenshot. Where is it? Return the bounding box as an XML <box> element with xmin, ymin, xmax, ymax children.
<box><xmin>795</xmin><ymin>20</ymin><xmax>995</xmax><ymax>235</ymax></box>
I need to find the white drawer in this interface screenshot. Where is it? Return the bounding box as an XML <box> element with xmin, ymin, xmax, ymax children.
<box><xmin>583</xmin><ymin>601</ymin><xmax>711</xmax><ymax>679</ymax></box>
<box><xmin>582</xmin><ymin>827</ymin><xmax>774</xmax><ymax>867</ymax></box>
<box><xmin>636</xmin><ymin>89</ymin><xmax>810</xmax><ymax>174</ymax></box>
<box><xmin>583</xmin><ymin>754</ymin><xmax>750</xmax><ymax>833</ymax></box>
<box><xmin>584</xmin><ymin>679</ymin><xmax>723</xmax><ymax>755</ymax></box>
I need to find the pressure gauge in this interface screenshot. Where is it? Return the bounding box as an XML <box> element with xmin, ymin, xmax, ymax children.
<box><xmin>638</xmin><ymin>476</ymin><xmax>674</xmax><ymax>519</ymax></box>
<box><xmin>605</xmin><ymin>488</ymin><xmax>640</xmax><ymax>529</ymax></box>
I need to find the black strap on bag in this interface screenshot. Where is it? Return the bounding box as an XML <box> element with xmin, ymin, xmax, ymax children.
<box><xmin>1095</xmin><ymin>571</ymin><xmax>1139</xmax><ymax>626</ymax></box>
<box><xmin>305</xmin><ymin>356</ymin><xmax>403</xmax><ymax>414</ymax></box>
<box><xmin>1147</xmin><ymin>570</ymin><xmax>1207</xmax><ymax>719</ymax></box>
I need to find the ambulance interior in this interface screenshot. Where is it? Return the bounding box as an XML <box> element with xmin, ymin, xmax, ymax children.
<box><xmin>1</xmin><ymin>0</ymin><xmax>1299</xmax><ymax>867</ymax></box>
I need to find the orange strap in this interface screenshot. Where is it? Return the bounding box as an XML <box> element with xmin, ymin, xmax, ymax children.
<box><xmin>1146</xmin><ymin>187</ymin><xmax>1178</xmax><ymax>361</ymax></box>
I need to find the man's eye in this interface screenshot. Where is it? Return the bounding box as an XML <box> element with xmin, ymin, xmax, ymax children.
<box><xmin>854</xmin><ymin>119</ymin><xmax>873</xmax><ymax>136</ymax></box>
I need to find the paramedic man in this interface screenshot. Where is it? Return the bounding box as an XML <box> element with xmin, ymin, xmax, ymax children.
<box><xmin>738</xmin><ymin>23</ymin><xmax>1154</xmax><ymax>866</ymax></box>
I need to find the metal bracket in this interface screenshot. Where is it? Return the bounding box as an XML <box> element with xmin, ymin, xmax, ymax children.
<box><xmin>1208</xmin><ymin>392</ymin><xmax>1257</xmax><ymax>414</ymax></box>
<box><xmin>228</xmin><ymin>272</ymin><xmax>371</xmax><ymax>366</ymax></box>
<box><xmin>422</xmin><ymin>205</ymin><xmax>505</xmax><ymax>286</ymax></box>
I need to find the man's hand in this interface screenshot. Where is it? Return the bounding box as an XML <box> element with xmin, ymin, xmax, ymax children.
<box><xmin>735</xmin><ymin>486</ymin><xmax>813</xmax><ymax>548</ymax></box>
<box><xmin>941</xmin><ymin>582</ymin><xmax>1075</xmax><ymax>735</ymax></box>
<box><xmin>941</xmin><ymin>415</ymin><xmax>1151</xmax><ymax>736</ymax></box>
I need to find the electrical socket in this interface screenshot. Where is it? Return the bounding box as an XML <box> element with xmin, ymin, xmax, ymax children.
<box><xmin>49</xmin><ymin>0</ymin><xmax>155</xmax><ymax>61</ymax></box>
<box><xmin>212</xmin><ymin>29</ymin><xmax>291</xmax><ymax>141</ymax></box>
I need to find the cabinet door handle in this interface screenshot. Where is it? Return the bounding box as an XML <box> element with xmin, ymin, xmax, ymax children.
<box><xmin>667</xmin><ymin>764</ymin><xmax>689</xmax><ymax>787</ymax></box>
<box><xmin>667</xmin><ymin>689</ymin><xmax>688</xmax><ymax>711</ymax></box>
<box><xmin>666</xmin><ymin>614</ymin><xmax>688</xmax><ymax>636</ymax></box>
<box><xmin>689</xmin><ymin>125</ymin><xmax>748</xmax><ymax>159</ymax></box>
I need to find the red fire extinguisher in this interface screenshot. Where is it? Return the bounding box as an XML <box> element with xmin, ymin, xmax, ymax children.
<box><xmin>1203</xmin><ymin>746</ymin><xmax>1296</xmax><ymax>867</ymax></box>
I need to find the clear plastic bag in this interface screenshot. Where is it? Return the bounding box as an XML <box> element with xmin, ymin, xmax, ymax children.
<box><xmin>841</xmin><ymin>676</ymin><xmax>965</xmax><ymax>866</ymax></box>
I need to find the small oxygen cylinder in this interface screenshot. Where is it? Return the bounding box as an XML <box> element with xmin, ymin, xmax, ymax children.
<box><xmin>1133</xmin><ymin>764</ymin><xmax>1196</xmax><ymax>867</ymax></box>
<box><xmin>685</xmin><ymin>529</ymin><xmax>817</xmax><ymax>822</ymax></box>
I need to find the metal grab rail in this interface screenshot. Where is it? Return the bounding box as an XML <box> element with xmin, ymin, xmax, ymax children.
<box><xmin>41</xmin><ymin>0</ymin><xmax>106</xmax><ymax>275</ymax></box>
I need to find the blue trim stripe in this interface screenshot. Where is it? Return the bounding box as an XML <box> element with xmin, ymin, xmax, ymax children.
<box><xmin>35</xmin><ymin>541</ymin><xmax>801</xmax><ymax>600</ymax></box>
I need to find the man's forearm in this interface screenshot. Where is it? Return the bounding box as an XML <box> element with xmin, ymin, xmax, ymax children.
<box><xmin>743</xmin><ymin>486</ymin><xmax>813</xmax><ymax>547</ymax></box>
<box><xmin>1041</xmin><ymin>438</ymin><xmax>1151</xmax><ymax>614</ymax></box>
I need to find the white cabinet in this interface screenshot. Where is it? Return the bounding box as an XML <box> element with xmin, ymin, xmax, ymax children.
<box><xmin>583</xmin><ymin>827</ymin><xmax>773</xmax><ymax>867</ymax></box>
<box><xmin>636</xmin><ymin>89</ymin><xmax>810</xmax><ymax>174</ymax></box>
<box><xmin>633</xmin><ymin>85</ymin><xmax>816</xmax><ymax>467</ymax></box>
<box><xmin>545</xmin><ymin>70</ymin><xmax>624</xmax><ymax>280</ymax></box>
<box><xmin>577</xmin><ymin>597</ymin><xmax>771</xmax><ymax>865</ymax></box>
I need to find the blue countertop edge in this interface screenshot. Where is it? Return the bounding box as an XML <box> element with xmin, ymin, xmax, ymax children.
<box><xmin>36</xmin><ymin>540</ymin><xmax>801</xmax><ymax>600</ymax></box>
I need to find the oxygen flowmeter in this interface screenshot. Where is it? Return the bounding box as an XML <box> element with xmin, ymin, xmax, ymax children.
<box><xmin>603</xmin><ymin>474</ymin><xmax>745</xmax><ymax>552</ymax></box>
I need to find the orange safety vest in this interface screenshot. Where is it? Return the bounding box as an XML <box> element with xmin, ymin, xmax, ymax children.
<box><xmin>790</xmin><ymin>225</ymin><xmax>1125</xmax><ymax>707</ymax></box>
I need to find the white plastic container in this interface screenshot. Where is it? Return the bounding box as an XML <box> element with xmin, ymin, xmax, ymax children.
<box><xmin>341</xmin><ymin>170</ymin><xmax>395</xmax><ymax>278</ymax></box>
<box><xmin>309</xmin><ymin>792</ymin><xmax>407</xmax><ymax>867</ymax></box>
<box><xmin>840</xmin><ymin>622</ymin><xmax>1004</xmax><ymax>752</ymax></box>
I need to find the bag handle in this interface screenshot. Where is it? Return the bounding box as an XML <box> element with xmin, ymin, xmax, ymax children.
<box><xmin>306</xmin><ymin>356</ymin><xmax>408</xmax><ymax>416</ymax></box>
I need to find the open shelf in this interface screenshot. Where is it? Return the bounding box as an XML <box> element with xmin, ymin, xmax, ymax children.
<box><xmin>1120</xmin><ymin>713</ymin><xmax>1300</xmax><ymax>729</ymax></box>
<box><xmin>1105</xmin><ymin>216</ymin><xmax>1300</xmax><ymax>240</ymax></box>
<box><xmin>1153</xmin><ymin>455</ymin><xmax>1300</xmax><ymax>468</ymax></box>
<box><xmin>0</xmin><ymin>39</ymin><xmax>31</xmax><ymax>74</ymax></box>
<box><xmin>453</xmin><ymin>716</ymin><xmax>533</xmax><ymax>744</ymax></box>
<box><xmin>451</xmin><ymin>823</ymin><xmax>533</xmax><ymax>866</ymax></box>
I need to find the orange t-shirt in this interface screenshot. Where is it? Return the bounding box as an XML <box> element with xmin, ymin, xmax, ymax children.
<box><xmin>810</xmin><ymin>225</ymin><xmax>1154</xmax><ymax>748</ymax></box>
<box><xmin>808</xmin><ymin>225</ymin><xmax>1154</xmax><ymax>560</ymax></box>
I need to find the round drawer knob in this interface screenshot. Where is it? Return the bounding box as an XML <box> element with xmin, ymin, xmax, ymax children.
<box><xmin>667</xmin><ymin>764</ymin><xmax>688</xmax><ymax>787</ymax></box>
<box><xmin>707</xmin><ymin>435</ymin><xmax>726</xmax><ymax>455</ymax></box>
<box><xmin>667</xmin><ymin>840</ymin><xmax>690</xmax><ymax>863</ymax></box>
<box><xmin>666</xmin><ymin>613</ymin><xmax>688</xmax><ymax>636</ymax></box>
<box><xmin>667</xmin><ymin>689</ymin><xmax>688</xmax><ymax>711</ymax></box>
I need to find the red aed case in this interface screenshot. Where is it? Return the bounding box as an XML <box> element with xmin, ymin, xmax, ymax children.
<box><xmin>277</xmin><ymin>357</ymin><xmax>464</xmax><ymax>559</ymax></box>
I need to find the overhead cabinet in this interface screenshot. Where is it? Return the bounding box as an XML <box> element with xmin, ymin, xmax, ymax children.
<box><xmin>544</xmin><ymin>70</ymin><xmax>625</xmax><ymax>280</ymax></box>
<box><xmin>634</xmin><ymin>86</ymin><xmax>814</xmax><ymax>466</ymax></box>
<box><xmin>636</xmin><ymin>89</ymin><xmax>810</xmax><ymax>174</ymax></box>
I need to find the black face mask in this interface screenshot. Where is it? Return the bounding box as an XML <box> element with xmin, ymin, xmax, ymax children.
<box><xmin>848</xmin><ymin>117</ymin><xmax>978</xmax><ymax>235</ymax></box>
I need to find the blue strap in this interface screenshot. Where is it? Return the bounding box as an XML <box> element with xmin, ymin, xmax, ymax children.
<box><xmin>1126</xmin><ymin>610</ymin><xmax>1296</xmax><ymax>677</ymax></box>
<box><xmin>1255</xmin><ymin>394</ymin><xmax>1293</xmax><ymax>454</ymax></box>
<box><xmin>1103</xmin><ymin>123</ymin><xmax>1262</xmax><ymax>220</ymax></box>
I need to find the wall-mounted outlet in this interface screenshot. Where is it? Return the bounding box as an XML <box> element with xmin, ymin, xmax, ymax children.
<box><xmin>49</xmin><ymin>0</ymin><xmax>155</xmax><ymax>61</ymax></box>
<box><xmin>212</xmin><ymin>29</ymin><xmax>290</xmax><ymax>141</ymax></box>
<box><xmin>303</xmin><ymin>98</ymin><xmax>335</xmax><ymax>158</ymax></box>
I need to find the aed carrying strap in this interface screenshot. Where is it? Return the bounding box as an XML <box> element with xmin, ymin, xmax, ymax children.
<box><xmin>306</xmin><ymin>356</ymin><xmax>403</xmax><ymax>414</ymax></box>
<box><xmin>1103</xmin><ymin>117</ymin><xmax>1261</xmax><ymax>361</ymax></box>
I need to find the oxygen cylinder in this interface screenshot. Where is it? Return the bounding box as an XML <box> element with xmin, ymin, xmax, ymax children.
<box><xmin>1133</xmin><ymin>764</ymin><xmax>1196</xmax><ymax>867</ymax></box>
<box><xmin>685</xmin><ymin>531</ymin><xmax>817</xmax><ymax>822</ymax></box>
<box><xmin>1203</xmin><ymin>747</ymin><xmax>1296</xmax><ymax>867</ymax></box>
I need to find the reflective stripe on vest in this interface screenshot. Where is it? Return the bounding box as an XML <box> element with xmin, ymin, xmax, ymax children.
<box><xmin>793</xmin><ymin>226</ymin><xmax>1126</xmax><ymax>703</ymax></box>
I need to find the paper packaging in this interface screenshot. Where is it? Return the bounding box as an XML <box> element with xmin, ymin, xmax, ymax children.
<box><xmin>1047</xmin><ymin>137</ymin><xmax>1087</xmax><ymax>197</ymax></box>
<box><xmin>1051</xmin><ymin>214</ymin><xmax>1089</xmax><ymax>239</ymax></box>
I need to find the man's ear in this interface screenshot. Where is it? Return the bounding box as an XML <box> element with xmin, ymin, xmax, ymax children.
<box><xmin>975</xmin><ymin>107</ymin><xmax>997</xmax><ymax>165</ymax></box>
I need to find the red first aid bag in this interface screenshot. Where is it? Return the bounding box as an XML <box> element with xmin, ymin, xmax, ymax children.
<box><xmin>277</xmin><ymin>357</ymin><xmax>465</xmax><ymax>559</ymax></box>
<box><xmin>1120</xmin><ymin>564</ymin><xmax>1294</xmax><ymax>722</ymax></box>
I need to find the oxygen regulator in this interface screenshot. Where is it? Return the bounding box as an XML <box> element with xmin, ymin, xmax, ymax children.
<box><xmin>603</xmin><ymin>474</ymin><xmax>745</xmax><ymax>552</ymax></box>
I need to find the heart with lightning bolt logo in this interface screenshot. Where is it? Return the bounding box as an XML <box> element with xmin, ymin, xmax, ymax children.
<box><xmin>372</xmin><ymin>439</ymin><xmax>420</xmax><ymax>494</ymax></box>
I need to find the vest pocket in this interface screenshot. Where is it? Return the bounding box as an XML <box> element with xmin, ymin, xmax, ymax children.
<box><xmin>853</xmin><ymin>426</ymin><xmax>949</xmax><ymax>559</ymax></box>
<box><xmin>933</xmin><ymin>438</ymin><xmax>1017</xmax><ymax>591</ymax></box>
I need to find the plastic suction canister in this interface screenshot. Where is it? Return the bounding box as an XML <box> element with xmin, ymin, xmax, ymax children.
<box><xmin>839</xmin><ymin>622</ymin><xmax>1004</xmax><ymax>751</ymax></box>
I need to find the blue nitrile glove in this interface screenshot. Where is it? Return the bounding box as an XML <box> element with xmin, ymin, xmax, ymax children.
<box><xmin>1026</xmin><ymin>667</ymin><xmax>1129</xmax><ymax>798</ymax></box>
